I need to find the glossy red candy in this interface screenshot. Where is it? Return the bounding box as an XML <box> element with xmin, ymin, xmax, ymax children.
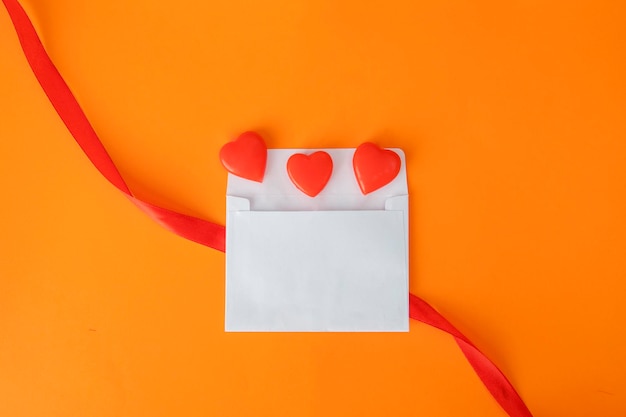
<box><xmin>219</xmin><ymin>131</ymin><xmax>267</xmax><ymax>182</ymax></box>
<box><xmin>352</xmin><ymin>142</ymin><xmax>401</xmax><ymax>194</ymax></box>
<box><xmin>287</xmin><ymin>151</ymin><xmax>333</xmax><ymax>197</ymax></box>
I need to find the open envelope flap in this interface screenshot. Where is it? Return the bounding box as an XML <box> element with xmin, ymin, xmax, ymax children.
<box><xmin>226</xmin><ymin>148</ymin><xmax>407</xmax><ymax>211</ymax></box>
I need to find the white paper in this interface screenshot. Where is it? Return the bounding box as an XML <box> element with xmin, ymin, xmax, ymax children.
<box><xmin>225</xmin><ymin>148</ymin><xmax>409</xmax><ymax>332</ymax></box>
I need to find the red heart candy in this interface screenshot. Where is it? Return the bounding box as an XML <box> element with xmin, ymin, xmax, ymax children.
<box><xmin>353</xmin><ymin>142</ymin><xmax>401</xmax><ymax>194</ymax></box>
<box><xmin>219</xmin><ymin>131</ymin><xmax>267</xmax><ymax>182</ymax></box>
<box><xmin>287</xmin><ymin>151</ymin><xmax>333</xmax><ymax>197</ymax></box>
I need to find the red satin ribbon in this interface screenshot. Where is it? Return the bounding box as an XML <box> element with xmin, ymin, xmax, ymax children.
<box><xmin>2</xmin><ymin>1</ymin><xmax>533</xmax><ymax>416</ymax></box>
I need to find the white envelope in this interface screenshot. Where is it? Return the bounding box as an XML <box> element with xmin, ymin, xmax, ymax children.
<box><xmin>225</xmin><ymin>148</ymin><xmax>409</xmax><ymax>332</ymax></box>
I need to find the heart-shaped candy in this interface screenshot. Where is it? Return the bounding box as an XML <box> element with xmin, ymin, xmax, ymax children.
<box><xmin>287</xmin><ymin>151</ymin><xmax>333</xmax><ymax>197</ymax></box>
<box><xmin>219</xmin><ymin>131</ymin><xmax>267</xmax><ymax>182</ymax></box>
<box><xmin>353</xmin><ymin>142</ymin><xmax>401</xmax><ymax>194</ymax></box>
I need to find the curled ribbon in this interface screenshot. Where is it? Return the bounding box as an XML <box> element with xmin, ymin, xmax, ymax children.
<box><xmin>1</xmin><ymin>1</ymin><xmax>533</xmax><ymax>416</ymax></box>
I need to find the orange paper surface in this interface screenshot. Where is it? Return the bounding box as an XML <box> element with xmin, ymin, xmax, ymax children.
<box><xmin>1</xmin><ymin>1</ymin><xmax>626</xmax><ymax>416</ymax></box>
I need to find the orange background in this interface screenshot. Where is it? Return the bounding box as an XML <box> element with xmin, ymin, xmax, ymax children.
<box><xmin>1</xmin><ymin>1</ymin><xmax>625</xmax><ymax>416</ymax></box>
